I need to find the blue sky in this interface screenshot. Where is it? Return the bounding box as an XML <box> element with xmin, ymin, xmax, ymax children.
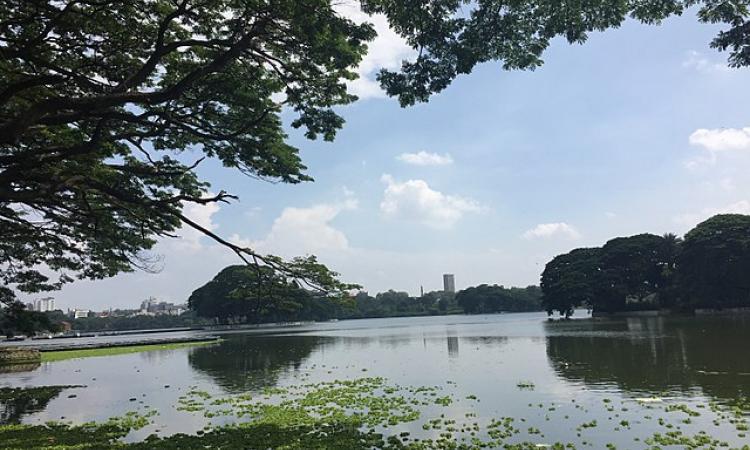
<box><xmin>50</xmin><ymin>9</ymin><xmax>750</xmax><ymax>311</ymax></box>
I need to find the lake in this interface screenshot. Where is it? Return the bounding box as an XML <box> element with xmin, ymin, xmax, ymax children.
<box><xmin>2</xmin><ymin>312</ymin><xmax>750</xmax><ymax>448</ymax></box>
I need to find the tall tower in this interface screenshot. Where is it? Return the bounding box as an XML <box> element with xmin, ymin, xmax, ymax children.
<box><xmin>443</xmin><ymin>274</ymin><xmax>455</xmax><ymax>293</ymax></box>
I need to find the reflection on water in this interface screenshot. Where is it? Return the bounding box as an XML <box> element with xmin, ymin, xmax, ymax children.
<box><xmin>3</xmin><ymin>311</ymin><xmax>750</xmax><ymax>445</ymax></box>
<box><xmin>545</xmin><ymin>315</ymin><xmax>750</xmax><ymax>401</ymax></box>
<box><xmin>446</xmin><ymin>336</ymin><xmax>459</xmax><ymax>358</ymax></box>
<box><xmin>0</xmin><ymin>386</ymin><xmax>71</xmax><ymax>424</ymax></box>
<box><xmin>188</xmin><ymin>335</ymin><xmax>323</xmax><ymax>392</ymax></box>
<box><xmin>0</xmin><ymin>362</ymin><xmax>40</xmax><ymax>374</ymax></box>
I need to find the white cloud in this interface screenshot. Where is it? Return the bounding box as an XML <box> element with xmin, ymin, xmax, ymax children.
<box><xmin>380</xmin><ymin>174</ymin><xmax>483</xmax><ymax>229</ymax></box>
<box><xmin>522</xmin><ymin>223</ymin><xmax>581</xmax><ymax>240</ymax></box>
<box><xmin>173</xmin><ymin>198</ymin><xmax>221</xmax><ymax>251</ymax></box>
<box><xmin>689</xmin><ymin>127</ymin><xmax>750</xmax><ymax>153</ymax></box>
<box><xmin>605</xmin><ymin>212</ymin><xmax>617</xmax><ymax>219</ymax></box>
<box><xmin>685</xmin><ymin>126</ymin><xmax>750</xmax><ymax>168</ymax></box>
<box><xmin>682</xmin><ymin>50</ymin><xmax>731</xmax><ymax>74</ymax></box>
<box><xmin>245</xmin><ymin>196</ymin><xmax>358</xmax><ymax>257</ymax></box>
<box><xmin>397</xmin><ymin>151</ymin><xmax>454</xmax><ymax>166</ymax></box>
<box><xmin>334</xmin><ymin>1</ymin><xmax>415</xmax><ymax>100</ymax></box>
<box><xmin>673</xmin><ymin>200</ymin><xmax>750</xmax><ymax>230</ymax></box>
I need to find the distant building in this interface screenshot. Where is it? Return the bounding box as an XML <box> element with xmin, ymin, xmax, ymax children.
<box><xmin>139</xmin><ymin>297</ymin><xmax>185</xmax><ymax>316</ymax></box>
<box><xmin>26</xmin><ymin>297</ymin><xmax>55</xmax><ymax>312</ymax></box>
<box><xmin>443</xmin><ymin>274</ymin><xmax>456</xmax><ymax>293</ymax></box>
<box><xmin>71</xmin><ymin>309</ymin><xmax>90</xmax><ymax>319</ymax></box>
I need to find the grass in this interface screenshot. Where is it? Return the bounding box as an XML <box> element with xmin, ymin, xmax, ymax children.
<box><xmin>40</xmin><ymin>340</ymin><xmax>219</xmax><ymax>362</ymax></box>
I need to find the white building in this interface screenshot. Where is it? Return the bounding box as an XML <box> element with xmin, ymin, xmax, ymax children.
<box><xmin>71</xmin><ymin>309</ymin><xmax>90</xmax><ymax>319</ymax></box>
<box><xmin>26</xmin><ymin>297</ymin><xmax>55</xmax><ymax>312</ymax></box>
<box><xmin>139</xmin><ymin>297</ymin><xmax>185</xmax><ymax>316</ymax></box>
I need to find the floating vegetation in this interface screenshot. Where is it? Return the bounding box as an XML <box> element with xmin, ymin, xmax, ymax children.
<box><xmin>3</xmin><ymin>378</ymin><xmax>750</xmax><ymax>449</ymax></box>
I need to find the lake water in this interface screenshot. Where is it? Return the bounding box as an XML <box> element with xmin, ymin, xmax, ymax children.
<box><xmin>2</xmin><ymin>312</ymin><xmax>750</xmax><ymax>448</ymax></box>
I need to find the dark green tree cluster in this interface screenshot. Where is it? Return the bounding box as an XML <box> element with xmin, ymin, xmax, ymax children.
<box><xmin>2</xmin><ymin>0</ymin><xmax>748</xmax><ymax>312</ymax></box>
<box><xmin>57</xmin><ymin>310</ymin><xmax>209</xmax><ymax>333</ymax></box>
<box><xmin>541</xmin><ymin>214</ymin><xmax>750</xmax><ymax>317</ymax></box>
<box><xmin>456</xmin><ymin>285</ymin><xmax>542</xmax><ymax>314</ymax></box>
<box><xmin>189</xmin><ymin>265</ymin><xmax>544</xmax><ymax>323</ymax></box>
<box><xmin>0</xmin><ymin>300</ymin><xmax>57</xmax><ymax>337</ymax></box>
<box><xmin>347</xmin><ymin>289</ymin><xmax>460</xmax><ymax>318</ymax></box>
<box><xmin>188</xmin><ymin>265</ymin><xmax>353</xmax><ymax>324</ymax></box>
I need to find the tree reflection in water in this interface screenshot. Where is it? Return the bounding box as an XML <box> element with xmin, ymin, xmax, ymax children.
<box><xmin>0</xmin><ymin>385</ymin><xmax>76</xmax><ymax>424</ymax></box>
<box><xmin>545</xmin><ymin>315</ymin><xmax>750</xmax><ymax>402</ymax></box>
<box><xmin>188</xmin><ymin>334</ymin><xmax>325</xmax><ymax>393</ymax></box>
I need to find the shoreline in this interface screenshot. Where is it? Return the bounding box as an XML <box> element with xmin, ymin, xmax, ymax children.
<box><xmin>0</xmin><ymin>337</ymin><xmax>221</xmax><ymax>366</ymax></box>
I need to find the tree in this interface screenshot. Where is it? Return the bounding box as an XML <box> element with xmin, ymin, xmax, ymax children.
<box><xmin>0</xmin><ymin>0</ymin><xmax>370</xmax><ymax>304</ymax></box>
<box><xmin>0</xmin><ymin>301</ymin><xmax>57</xmax><ymax>336</ymax></box>
<box><xmin>540</xmin><ymin>247</ymin><xmax>601</xmax><ymax>317</ymax></box>
<box><xmin>456</xmin><ymin>284</ymin><xmax>541</xmax><ymax>314</ymax></box>
<box><xmin>678</xmin><ymin>214</ymin><xmax>750</xmax><ymax>309</ymax></box>
<box><xmin>3</xmin><ymin>0</ymin><xmax>747</xmax><ymax>306</ymax></box>
<box><xmin>366</xmin><ymin>0</ymin><xmax>750</xmax><ymax>105</ymax></box>
<box><xmin>658</xmin><ymin>232</ymin><xmax>683</xmax><ymax>308</ymax></box>
<box><xmin>188</xmin><ymin>265</ymin><xmax>349</xmax><ymax>323</ymax></box>
<box><xmin>593</xmin><ymin>233</ymin><xmax>670</xmax><ymax>313</ymax></box>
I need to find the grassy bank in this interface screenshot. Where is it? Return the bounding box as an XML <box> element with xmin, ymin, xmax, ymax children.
<box><xmin>40</xmin><ymin>340</ymin><xmax>219</xmax><ymax>363</ymax></box>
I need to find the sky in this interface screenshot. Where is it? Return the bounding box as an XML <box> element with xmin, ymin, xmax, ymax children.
<box><xmin>46</xmin><ymin>6</ymin><xmax>750</xmax><ymax>311</ymax></box>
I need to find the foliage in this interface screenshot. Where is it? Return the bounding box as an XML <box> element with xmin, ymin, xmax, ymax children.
<box><xmin>0</xmin><ymin>0</ymin><xmax>372</xmax><ymax>304</ymax></box>
<box><xmin>3</xmin><ymin>377</ymin><xmax>750</xmax><ymax>449</ymax></box>
<box><xmin>456</xmin><ymin>285</ymin><xmax>541</xmax><ymax>314</ymax></box>
<box><xmin>190</xmin><ymin>266</ymin><xmax>542</xmax><ymax>322</ymax></box>
<box><xmin>365</xmin><ymin>0</ymin><xmax>750</xmax><ymax>106</ymax></box>
<box><xmin>0</xmin><ymin>301</ymin><xmax>58</xmax><ymax>336</ymax></box>
<box><xmin>593</xmin><ymin>234</ymin><xmax>673</xmax><ymax>313</ymax></box>
<box><xmin>541</xmin><ymin>214</ymin><xmax>750</xmax><ymax>316</ymax></box>
<box><xmin>678</xmin><ymin>214</ymin><xmax>750</xmax><ymax>309</ymax></box>
<box><xmin>347</xmin><ymin>289</ymin><xmax>459</xmax><ymax>318</ymax></box>
<box><xmin>0</xmin><ymin>408</ymin><xmax>155</xmax><ymax>449</ymax></box>
<box><xmin>540</xmin><ymin>247</ymin><xmax>601</xmax><ymax>317</ymax></box>
<box><xmin>59</xmin><ymin>310</ymin><xmax>209</xmax><ymax>332</ymax></box>
<box><xmin>2</xmin><ymin>0</ymin><xmax>749</xmax><ymax>309</ymax></box>
<box><xmin>189</xmin><ymin>265</ymin><xmax>353</xmax><ymax>323</ymax></box>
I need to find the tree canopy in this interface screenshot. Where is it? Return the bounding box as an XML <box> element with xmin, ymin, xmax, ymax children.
<box><xmin>188</xmin><ymin>265</ymin><xmax>352</xmax><ymax>323</ymax></box>
<box><xmin>366</xmin><ymin>0</ymin><xmax>750</xmax><ymax>105</ymax></box>
<box><xmin>456</xmin><ymin>284</ymin><xmax>541</xmax><ymax>314</ymax></box>
<box><xmin>593</xmin><ymin>233</ymin><xmax>672</xmax><ymax>313</ymax></box>
<box><xmin>541</xmin><ymin>214</ymin><xmax>750</xmax><ymax>316</ymax></box>
<box><xmin>0</xmin><ymin>0</ymin><xmax>369</xmax><ymax>304</ymax></box>
<box><xmin>2</xmin><ymin>0</ymin><xmax>747</xmax><ymax>306</ymax></box>
<box><xmin>678</xmin><ymin>214</ymin><xmax>750</xmax><ymax>309</ymax></box>
<box><xmin>540</xmin><ymin>247</ymin><xmax>601</xmax><ymax>317</ymax></box>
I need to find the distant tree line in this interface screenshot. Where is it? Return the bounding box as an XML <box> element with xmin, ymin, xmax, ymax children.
<box><xmin>457</xmin><ymin>285</ymin><xmax>542</xmax><ymax>314</ymax></box>
<box><xmin>188</xmin><ymin>266</ymin><xmax>543</xmax><ymax>324</ymax></box>
<box><xmin>541</xmin><ymin>214</ymin><xmax>750</xmax><ymax>317</ymax></box>
<box><xmin>0</xmin><ymin>309</ymin><xmax>211</xmax><ymax>336</ymax></box>
<box><xmin>0</xmin><ymin>302</ymin><xmax>58</xmax><ymax>337</ymax></box>
<box><xmin>51</xmin><ymin>311</ymin><xmax>210</xmax><ymax>333</ymax></box>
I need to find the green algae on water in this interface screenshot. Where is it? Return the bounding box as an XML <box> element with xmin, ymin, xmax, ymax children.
<box><xmin>40</xmin><ymin>340</ymin><xmax>219</xmax><ymax>363</ymax></box>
